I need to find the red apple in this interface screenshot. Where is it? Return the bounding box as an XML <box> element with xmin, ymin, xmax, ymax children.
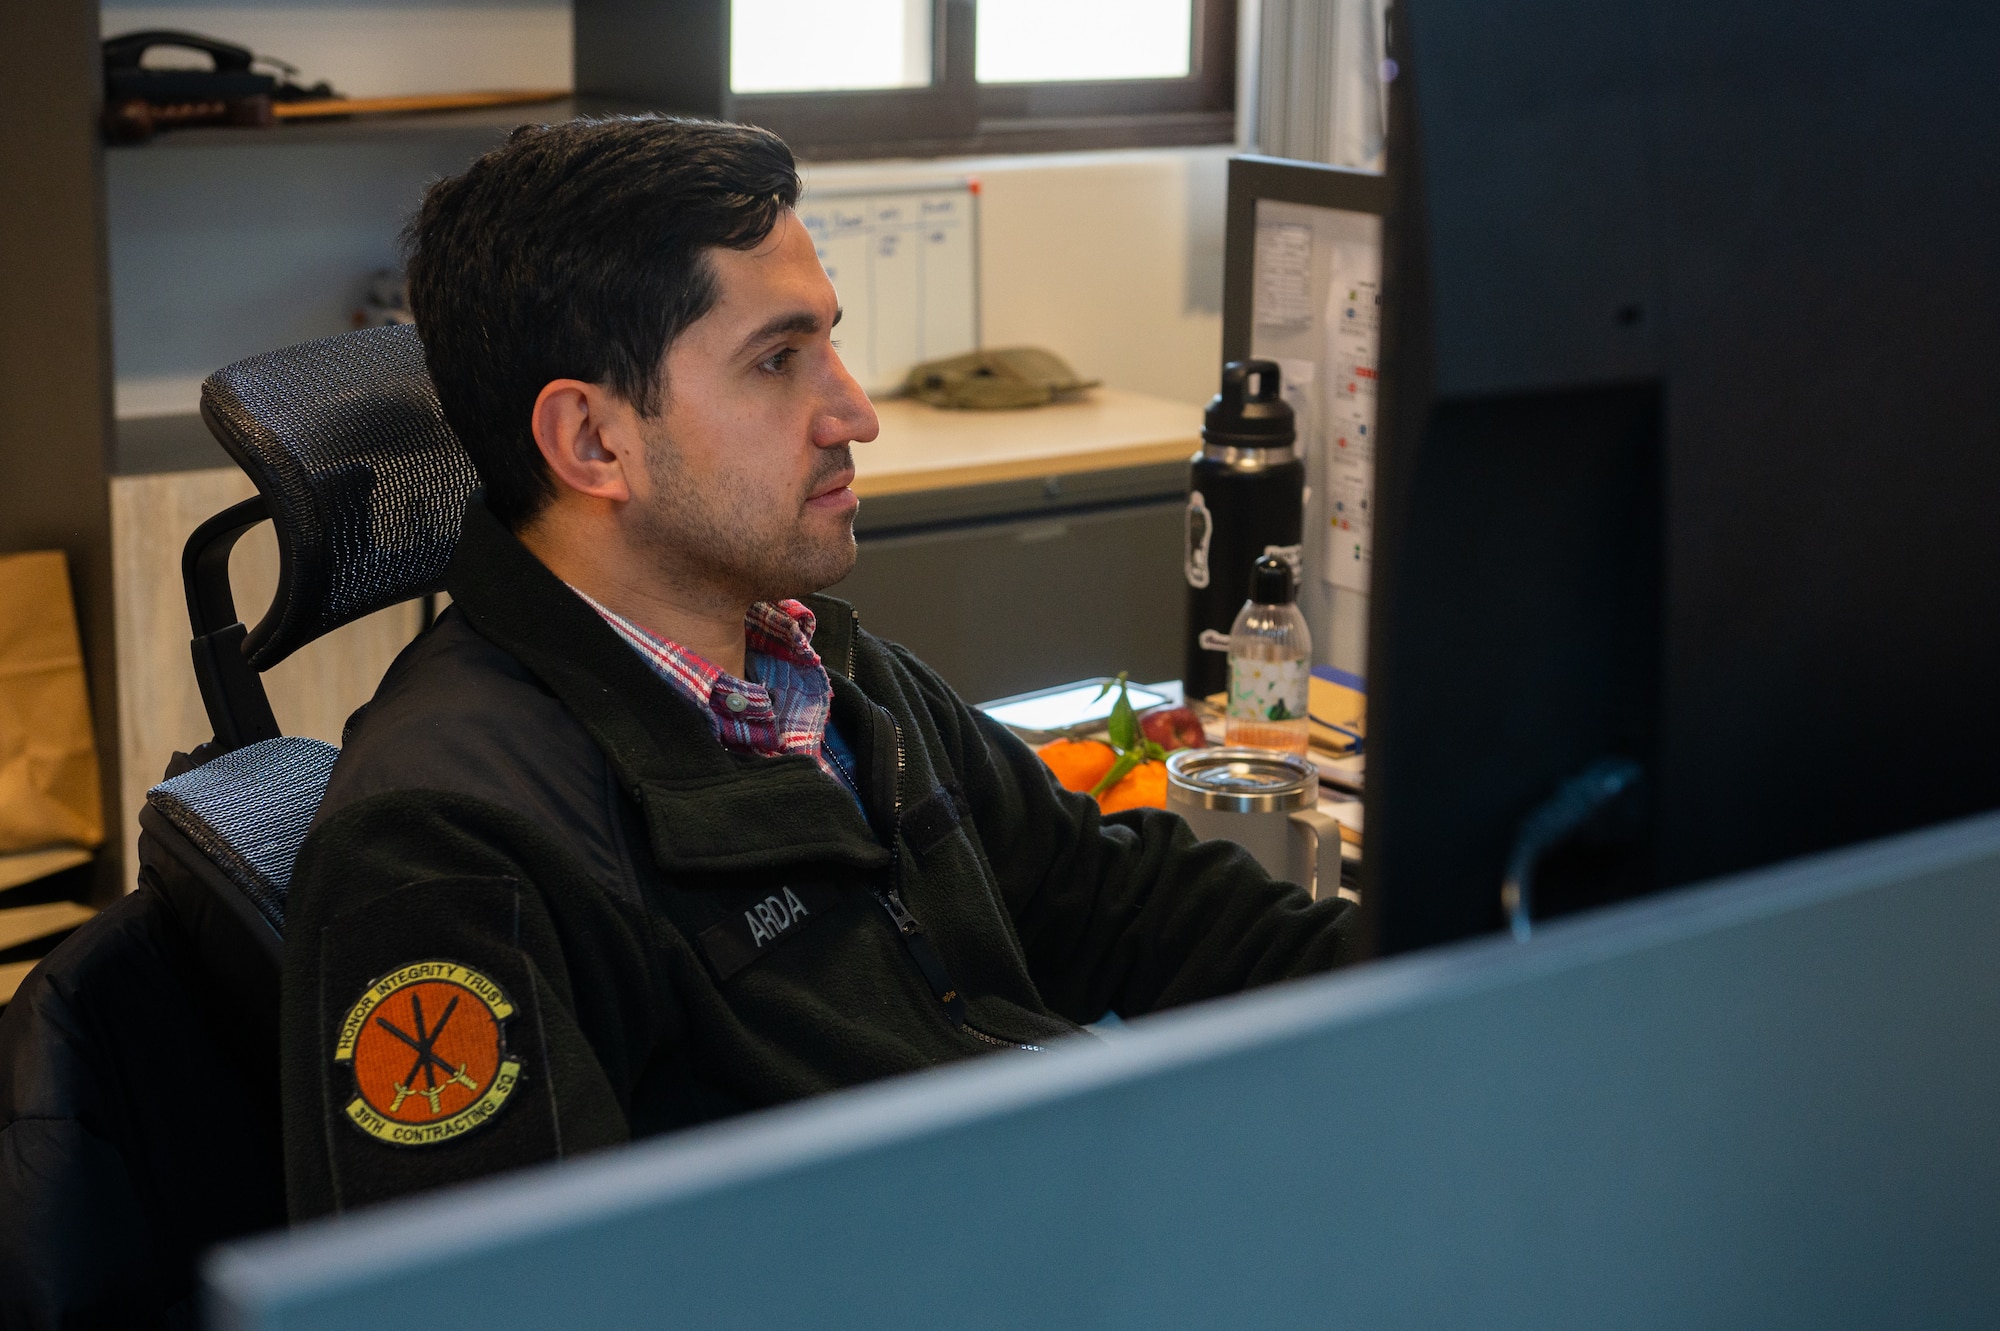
<box><xmin>1139</xmin><ymin>704</ymin><xmax>1207</xmax><ymax>752</ymax></box>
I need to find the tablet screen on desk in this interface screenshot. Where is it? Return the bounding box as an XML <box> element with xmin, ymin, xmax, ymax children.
<box><xmin>979</xmin><ymin>679</ymin><xmax>1173</xmax><ymax>737</ymax></box>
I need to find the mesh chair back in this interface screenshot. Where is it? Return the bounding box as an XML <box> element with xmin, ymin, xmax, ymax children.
<box><xmin>145</xmin><ymin>736</ymin><xmax>340</xmax><ymax>935</ymax></box>
<box><xmin>201</xmin><ymin>324</ymin><xmax>479</xmax><ymax>671</ymax></box>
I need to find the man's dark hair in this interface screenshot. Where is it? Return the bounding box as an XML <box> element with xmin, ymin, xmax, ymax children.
<box><xmin>405</xmin><ymin>116</ymin><xmax>801</xmax><ymax>529</ymax></box>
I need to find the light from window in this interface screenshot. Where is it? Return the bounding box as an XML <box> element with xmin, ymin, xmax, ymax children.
<box><xmin>976</xmin><ymin>0</ymin><xmax>1194</xmax><ymax>84</ymax></box>
<box><xmin>731</xmin><ymin>0</ymin><xmax>933</xmax><ymax>94</ymax></box>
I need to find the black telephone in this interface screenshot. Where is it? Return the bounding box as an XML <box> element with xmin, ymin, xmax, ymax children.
<box><xmin>100</xmin><ymin>29</ymin><xmax>338</xmax><ymax>141</ymax></box>
<box><xmin>103</xmin><ymin>30</ymin><xmax>275</xmax><ymax>103</ymax></box>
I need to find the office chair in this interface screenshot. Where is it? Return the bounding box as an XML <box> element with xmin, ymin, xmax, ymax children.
<box><xmin>0</xmin><ymin>325</ymin><xmax>477</xmax><ymax>1329</ymax></box>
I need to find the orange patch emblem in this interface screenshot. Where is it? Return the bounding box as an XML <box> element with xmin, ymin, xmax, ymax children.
<box><xmin>334</xmin><ymin>961</ymin><xmax>522</xmax><ymax>1147</ymax></box>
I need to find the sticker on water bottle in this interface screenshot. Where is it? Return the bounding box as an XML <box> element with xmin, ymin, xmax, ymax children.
<box><xmin>1185</xmin><ymin>492</ymin><xmax>1213</xmax><ymax>589</ymax></box>
<box><xmin>1228</xmin><ymin>657</ymin><xmax>1310</xmax><ymax>723</ymax></box>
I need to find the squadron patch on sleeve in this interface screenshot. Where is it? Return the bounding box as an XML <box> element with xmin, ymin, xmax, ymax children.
<box><xmin>335</xmin><ymin>960</ymin><xmax>522</xmax><ymax>1148</ymax></box>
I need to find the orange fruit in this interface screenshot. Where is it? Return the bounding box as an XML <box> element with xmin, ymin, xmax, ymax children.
<box><xmin>1097</xmin><ymin>760</ymin><xmax>1168</xmax><ymax>813</ymax></box>
<box><xmin>1036</xmin><ymin>738</ymin><xmax>1117</xmax><ymax>793</ymax></box>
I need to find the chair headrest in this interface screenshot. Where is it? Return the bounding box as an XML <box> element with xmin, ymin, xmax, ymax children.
<box><xmin>146</xmin><ymin>735</ymin><xmax>341</xmax><ymax>935</ymax></box>
<box><xmin>201</xmin><ymin>325</ymin><xmax>479</xmax><ymax>671</ymax></box>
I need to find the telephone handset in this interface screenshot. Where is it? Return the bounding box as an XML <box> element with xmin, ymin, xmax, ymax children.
<box><xmin>102</xmin><ymin>29</ymin><xmax>258</xmax><ymax>76</ymax></box>
<box><xmin>103</xmin><ymin>29</ymin><xmax>274</xmax><ymax>103</ymax></box>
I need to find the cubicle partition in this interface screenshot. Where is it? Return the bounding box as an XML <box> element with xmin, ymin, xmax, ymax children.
<box><xmin>208</xmin><ymin>813</ymin><xmax>2000</xmax><ymax>1328</ymax></box>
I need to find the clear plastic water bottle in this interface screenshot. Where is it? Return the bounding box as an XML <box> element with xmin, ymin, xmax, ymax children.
<box><xmin>1225</xmin><ymin>554</ymin><xmax>1312</xmax><ymax>756</ymax></box>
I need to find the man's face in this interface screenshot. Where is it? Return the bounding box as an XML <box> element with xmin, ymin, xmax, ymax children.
<box><xmin>629</xmin><ymin>210</ymin><xmax>879</xmax><ymax>606</ymax></box>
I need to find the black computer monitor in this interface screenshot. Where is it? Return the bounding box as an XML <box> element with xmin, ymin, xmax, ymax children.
<box><xmin>1363</xmin><ymin>0</ymin><xmax>2000</xmax><ymax>954</ymax></box>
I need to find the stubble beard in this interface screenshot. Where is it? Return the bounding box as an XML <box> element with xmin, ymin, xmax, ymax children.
<box><xmin>634</xmin><ymin>433</ymin><xmax>859</xmax><ymax>608</ymax></box>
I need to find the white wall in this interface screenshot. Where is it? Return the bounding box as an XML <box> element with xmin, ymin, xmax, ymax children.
<box><xmin>107</xmin><ymin>137</ymin><xmax>495</xmax><ymax>416</ymax></box>
<box><xmin>108</xmin><ymin>144</ymin><xmax>1229</xmax><ymax>417</ymax></box>
<box><xmin>102</xmin><ymin>5</ymin><xmax>1230</xmax><ymax>417</ymax></box>
<box><xmin>805</xmin><ymin>148</ymin><xmax>1228</xmax><ymax>407</ymax></box>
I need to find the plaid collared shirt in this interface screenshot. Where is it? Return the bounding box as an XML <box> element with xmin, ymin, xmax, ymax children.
<box><xmin>571</xmin><ymin>587</ymin><xmax>860</xmax><ymax>799</ymax></box>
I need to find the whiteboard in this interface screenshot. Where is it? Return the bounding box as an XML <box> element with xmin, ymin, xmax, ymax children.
<box><xmin>799</xmin><ymin>184</ymin><xmax>980</xmax><ymax>397</ymax></box>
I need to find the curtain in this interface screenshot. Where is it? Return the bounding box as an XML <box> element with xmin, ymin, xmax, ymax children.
<box><xmin>1251</xmin><ymin>0</ymin><xmax>1389</xmax><ymax>172</ymax></box>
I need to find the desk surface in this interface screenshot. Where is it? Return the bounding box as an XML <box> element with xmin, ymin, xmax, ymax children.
<box><xmin>113</xmin><ymin>389</ymin><xmax>1205</xmax><ymax>489</ymax></box>
<box><xmin>854</xmin><ymin>389</ymin><xmax>1202</xmax><ymax>497</ymax></box>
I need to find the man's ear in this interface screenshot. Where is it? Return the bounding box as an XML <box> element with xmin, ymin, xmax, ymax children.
<box><xmin>530</xmin><ymin>379</ymin><xmax>640</xmax><ymax>503</ymax></box>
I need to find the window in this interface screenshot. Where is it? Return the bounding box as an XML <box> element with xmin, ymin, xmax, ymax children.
<box><xmin>575</xmin><ymin>0</ymin><xmax>1235</xmax><ymax>160</ymax></box>
<box><xmin>974</xmin><ymin>0</ymin><xmax>1194</xmax><ymax>84</ymax></box>
<box><xmin>730</xmin><ymin>0</ymin><xmax>934</xmax><ymax>93</ymax></box>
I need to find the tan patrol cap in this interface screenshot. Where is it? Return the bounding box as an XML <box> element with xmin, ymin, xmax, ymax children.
<box><xmin>902</xmin><ymin>347</ymin><xmax>1100</xmax><ymax>410</ymax></box>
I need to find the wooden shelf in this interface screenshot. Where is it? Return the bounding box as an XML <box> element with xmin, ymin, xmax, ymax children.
<box><xmin>106</xmin><ymin>96</ymin><xmax>595</xmax><ymax>150</ymax></box>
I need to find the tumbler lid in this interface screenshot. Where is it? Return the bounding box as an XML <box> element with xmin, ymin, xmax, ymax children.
<box><xmin>1166</xmin><ymin>747</ymin><xmax>1318</xmax><ymax>812</ymax></box>
<box><xmin>1203</xmin><ymin>360</ymin><xmax>1296</xmax><ymax>449</ymax></box>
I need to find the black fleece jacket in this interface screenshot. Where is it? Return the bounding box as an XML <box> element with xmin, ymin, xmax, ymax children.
<box><xmin>279</xmin><ymin>498</ymin><xmax>1361</xmax><ymax>1218</ymax></box>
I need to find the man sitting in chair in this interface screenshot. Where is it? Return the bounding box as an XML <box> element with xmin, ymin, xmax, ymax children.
<box><xmin>283</xmin><ymin>116</ymin><xmax>1360</xmax><ymax>1218</ymax></box>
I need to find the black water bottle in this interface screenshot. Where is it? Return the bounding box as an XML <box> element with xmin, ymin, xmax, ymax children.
<box><xmin>1183</xmin><ymin>360</ymin><xmax>1304</xmax><ymax>700</ymax></box>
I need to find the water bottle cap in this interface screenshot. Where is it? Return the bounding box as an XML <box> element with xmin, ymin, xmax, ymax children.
<box><xmin>1251</xmin><ymin>554</ymin><xmax>1296</xmax><ymax>604</ymax></box>
<box><xmin>1203</xmin><ymin>360</ymin><xmax>1296</xmax><ymax>448</ymax></box>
